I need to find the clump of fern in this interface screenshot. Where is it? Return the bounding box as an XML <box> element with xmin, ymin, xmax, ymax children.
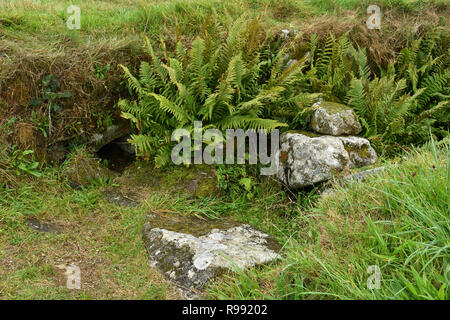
<box><xmin>118</xmin><ymin>16</ymin><xmax>312</xmax><ymax>167</ymax></box>
<box><xmin>309</xmin><ymin>33</ymin><xmax>354</xmax><ymax>102</ymax></box>
<box><xmin>395</xmin><ymin>28</ymin><xmax>450</xmax><ymax>141</ymax></box>
<box><xmin>294</xmin><ymin>31</ymin><xmax>449</xmax><ymax>155</ymax></box>
<box><xmin>346</xmin><ymin>32</ymin><xmax>449</xmax><ymax>154</ymax></box>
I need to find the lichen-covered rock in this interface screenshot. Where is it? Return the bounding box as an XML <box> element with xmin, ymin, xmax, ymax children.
<box><xmin>342</xmin><ymin>166</ymin><xmax>386</xmax><ymax>184</ymax></box>
<box><xmin>143</xmin><ymin>215</ymin><xmax>281</xmax><ymax>291</ymax></box>
<box><xmin>338</xmin><ymin>136</ymin><xmax>378</xmax><ymax>168</ymax></box>
<box><xmin>311</xmin><ymin>101</ymin><xmax>362</xmax><ymax>136</ymax></box>
<box><xmin>277</xmin><ymin>133</ymin><xmax>349</xmax><ymax>188</ymax></box>
<box><xmin>277</xmin><ymin>133</ymin><xmax>377</xmax><ymax>188</ymax></box>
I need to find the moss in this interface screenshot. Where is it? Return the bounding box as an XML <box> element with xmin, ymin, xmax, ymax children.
<box><xmin>319</xmin><ymin>101</ymin><xmax>353</xmax><ymax>115</ymax></box>
<box><xmin>344</xmin><ymin>144</ymin><xmax>372</xmax><ymax>159</ymax></box>
<box><xmin>118</xmin><ymin>163</ymin><xmax>217</xmax><ymax>198</ymax></box>
<box><xmin>285</xmin><ymin>130</ymin><xmax>321</xmax><ymax>138</ymax></box>
<box><xmin>195</xmin><ymin>174</ymin><xmax>217</xmax><ymax>198</ymax></box>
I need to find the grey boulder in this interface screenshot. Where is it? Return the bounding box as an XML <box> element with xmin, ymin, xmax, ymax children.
<box><xmin>277</xmin><ymin>133</ymin><xmax>377</xmax><ymax>188</ymax></box>
<box><xmin>311</xmin><ymin>101</ymin><xmax>362</xmax><ymax>136</ymax></box>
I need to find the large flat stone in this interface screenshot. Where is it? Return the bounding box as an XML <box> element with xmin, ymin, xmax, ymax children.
<box><xmin>143</xmin><ymin>215</ymin><xmax>281</xmax><ymax>291</ymax></box>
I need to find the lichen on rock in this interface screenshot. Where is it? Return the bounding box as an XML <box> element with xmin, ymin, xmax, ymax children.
<box><xmin>310</xmin><ymin>101</ymin><xmax>362</xmax><ymax>136</ymax></box>
<box><xmin>339</xmin><ymin>136</ymin><xmax>378</xmax><ymax>168</ymax></box>
<box><xmin>276</xmin><ymin>133</ymin><xmax>377</xmax><ymax>189</ymax></box>
<box><xmin>143</xmin><ymin>214</ymin><xmax>281</xmax><ymax>292</ymax></box>
<box><xmin>276</xmin><ymin>132</ymin><xmax>350</xmax><ymax>188</ymax></box>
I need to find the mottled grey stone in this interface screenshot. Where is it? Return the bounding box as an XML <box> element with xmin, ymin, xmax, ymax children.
<box><xmin>143</xmin><ymin>215</ymin><xmax>281</xmax><ymax>291</ymax></box>
<box><xmin>277</xmin><ymin>133</ymin><xmax>377</xmax><ymax>189</ymax></box>
<box><xmin>338</xmin><ymin>136</ymin><xmax>378</xmax><ymax>168</ymax></box>
<box><xmin>277</xmin><ymin>133</ymin><xmax>349</xmax><ymax>188</ymax></box>
<box><xmin>311</xmin><ymin>101</ymin><xmax>362</xmax><ymax>136</ymax></box>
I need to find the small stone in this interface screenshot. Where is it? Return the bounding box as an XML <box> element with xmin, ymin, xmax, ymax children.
<box><xmin>338</xmin><ymin>136</ymin><xmax>377</xmax><ymax>168</ymax></box>
<box><xmin>311</xmin><ymin>101</ymin><xmax>362</xmax><ymax>136</ymax></box>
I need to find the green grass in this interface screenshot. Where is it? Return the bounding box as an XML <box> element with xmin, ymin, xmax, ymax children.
<box><xmin>208</xmin><ymin>138</ymin><xmax>449</xmax><ymax>300</ymax></box>
<box><xmin>0</xmin><ymin>0</ymin><xmax>449</xmax><ymax>300</ymax></box>
<box><xmin>1</xmin><ymin>0</ymin><xmax>447</xmax><ymax>43</ymax></box>
<box><xmin>1</xmin><ymin>138</ymin><xmax>448</xmax><ymax>299</ymax></box>
<box><xmin>0</xmin><ymin>168</ymin><xmax>176</xmax><ymax>299</ymax></box>
<box><xmin>0</xmin><ymin>146</ymin><xmax>298</xmax><ymax>298</ymax></box>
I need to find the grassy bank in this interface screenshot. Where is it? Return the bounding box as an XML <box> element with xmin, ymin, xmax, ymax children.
<box><xmin>209</xmin><ymin>138</ymin><xmax>449</xmax><ymax>300</ymax></box>
<box><xmin>0</xmin><ymin>136</ymin><xmax>448</xmax><ymax>299</ymax></box>
<box><xmin>0</xmin><ymin>0</ymin><xmax>449</xmax><ymax>300</ymax></box>
<box><xmin>1</xmin><ymin>0</ymin><xmax>448</xmax><ymax>151</ymax></box>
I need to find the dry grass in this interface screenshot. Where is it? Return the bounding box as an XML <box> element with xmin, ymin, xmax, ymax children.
<box><xmin>0</xmin><ymin>38</ymin><xmax>142</xmax><ymax>155</ymax></box>
<box><xmin>287</xmin><ymin>6</ymin><xmax>449</xmax><ymax>69</ymax></box>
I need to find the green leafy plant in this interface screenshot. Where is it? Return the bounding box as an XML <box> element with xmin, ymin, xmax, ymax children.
<box><xmin>30</xmin><ymin>75</ymin><xmax>72</xmax><ymax>138</ymax></box>
<box><xmin>280</xmin><ymin>33</ymin><xmax>371</xmax><ymax>129</ymax></box>
<box><xmin>118</xmin><ymin>16</ymin><xmax>316</xmax><ymax>167</ymax></box>
<box><xmin>30</xmin><ymin>110</ymin><xmax>49</xmax><ymax>138</ymax></box>
<box><xmin>8</xmin><ymin>147</ymin><xmax>42</xmax><ymax>178</ymax></box>
<box><xmin>95</xmin><ymin>63</ymin><xmax>111</xmax><ymax>80</ymax></box>
<box><xmin>308</xmin><ymin>32</ymin><xmax>353</xmax><ymax>101</ymax></box>
<box><xmin>346</xmin><ymin>44</ymin><xmax>449</xmax><ymax>154</ymax></box>
<box><xmin>395</xmin><ymin>28</ymin><xmax>450</xmax><ymax>141</ymax></box>
<box><xmin>291</xmin><ymin>32</ymin><xmax>449</xmax><ymax>153</ymax></box>
<box><xmin>216</xmin><ymin>164</ymin><xmax>257</xmax><ymax>200</ymax></box>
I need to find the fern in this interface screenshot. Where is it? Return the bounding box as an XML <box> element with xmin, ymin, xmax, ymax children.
<box><xmin>120</xmin><ymin>20</ymin><xmax>449</xmax><ymax>161</ymax></box>
<box><xmin>119</xmin><ymin>17</ymin><xmax>302</xmax><ymax>166</ymax></box>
